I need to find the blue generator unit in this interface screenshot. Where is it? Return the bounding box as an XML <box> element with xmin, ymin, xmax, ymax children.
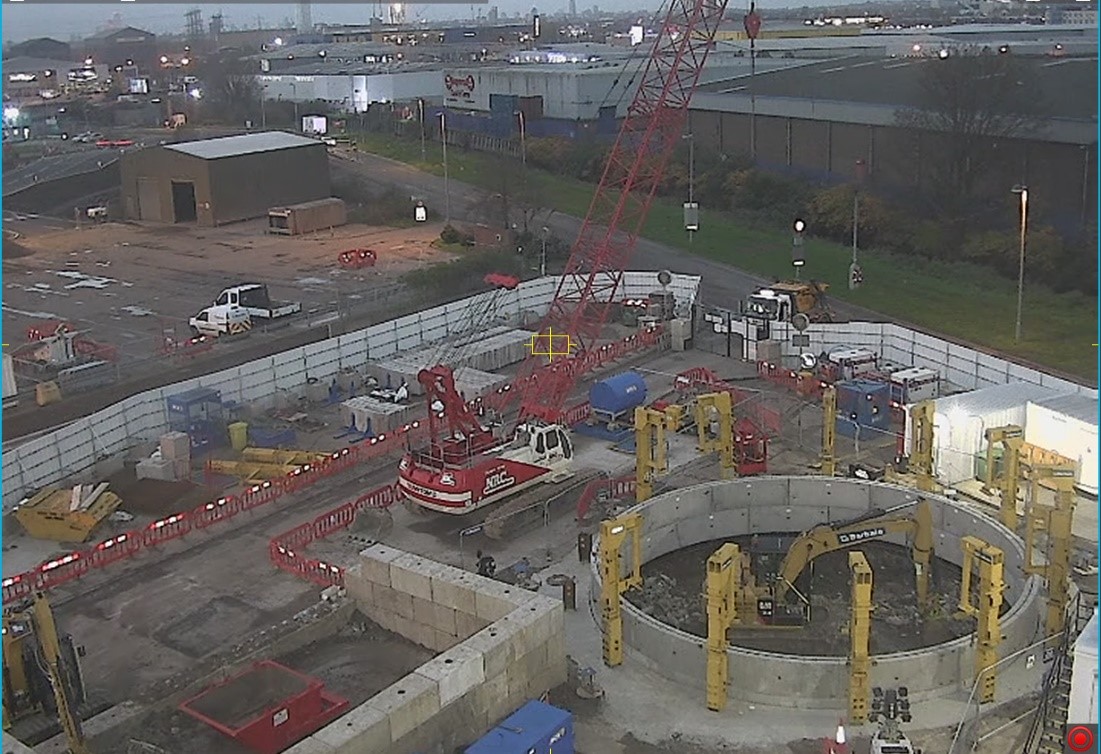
<box><xmin>166</xmin><ymin>387</ymin><xmax>227</xmax><ymax>452</ymax></box>
<box><xmin>465</xmin><ymin>700</ymin><xmax>574</xmax><ymax>754</ymax></box>
<box><xmin>589</xmin><ymin>371</ymin><xmax>647</xmax><ymax>429</ymax></box>
<box><xmin>835</xmin><ymin>379</ymin><xmax>891</xmax><ymax>439</ymax></box>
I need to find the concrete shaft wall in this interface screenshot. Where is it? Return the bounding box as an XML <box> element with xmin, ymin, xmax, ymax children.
<box><xmin>591</xmin><ymin>477</ymin><xmax>1046</xmax><ymax>709</ymax></box>
<box><xmin>288</xmin><ymin>545</ymin><xmax>568</xmax><ymax>754</ymax></box>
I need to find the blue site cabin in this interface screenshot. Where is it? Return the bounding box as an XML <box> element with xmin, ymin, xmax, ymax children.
<box><xmin>464</xmin><ymin>700</ymin><xmax>574</xmax><ymax>754</ymax></box>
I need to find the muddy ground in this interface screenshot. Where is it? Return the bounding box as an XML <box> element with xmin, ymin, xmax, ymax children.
<box><xmin>628</xmin><ymin>539</ymin><xmax>1008</xmax><ymax>655</ymax></box>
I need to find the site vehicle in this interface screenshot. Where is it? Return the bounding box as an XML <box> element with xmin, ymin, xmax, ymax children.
<box><xmin>396</xmin><ymin>0</ymin><xmax>731</xmax><ymax>515</ymax></box>
<box><xmin>189</xmin><ymin>305</ymin><xmax>252</xmax><ymax>337</ymax></box>
<box><xmin>760</xmin><ymin>499</ymin><xmax>933</xmax><ymax>619</ymax></box>
<box><xmin>888</xmin><ymin>367</ymin><xmax>940</xmax><ymax>407</ymax></box>
<box><xmin>818</xmin><ymin>347</ymin><xmax>878</xmax><ymax>382</ymax></box>
<box><xmin>213</xmin><ymin>283</ymin><xmax>300</xmax><ymax>320</ymax></box>
<box><xmin>744</xmin><ymin>280</ymin><xmax>833</xmax><ymax>324</ymax></box>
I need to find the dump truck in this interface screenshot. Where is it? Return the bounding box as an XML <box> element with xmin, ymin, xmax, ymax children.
<box><xmin>744</xmin><ymin>280</ymin><xmax>833</xmax><ymax>324</ymax></box>
<box><xmin>212</xmin><ymin>284</ymin><xmax>300</xmax><ymax>320</ymax></box>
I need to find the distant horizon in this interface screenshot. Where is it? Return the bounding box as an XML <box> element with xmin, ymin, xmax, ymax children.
<box><xmin>1</xmin><ymin>0</ymin><xmax>915</xmax><ymax>44</ymax></box>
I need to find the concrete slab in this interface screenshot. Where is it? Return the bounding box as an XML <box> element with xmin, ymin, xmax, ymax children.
<box><xmin>416</xmin><ymin>642</ymin><xmax>487</xmax><ymax>706</ymax></box>
<box><xmin>339</xmin><ymin>396</ymin><xmax>416</xmax><ymax>434</ymax></box>
<box><xmin>312</xmin><ymin>701</ymin><xmax>391</xmax><ymax>751</ymax></box>
<box><xmin>367</xmin><ymin>672</ymin><xmax>441</xmax><ymax>742</ymax></box>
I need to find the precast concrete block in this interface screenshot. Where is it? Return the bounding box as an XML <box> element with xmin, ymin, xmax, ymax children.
<box><xmin>343</xmin><ymin>566</ymin><xmax>374</xmax><ymax>608</ymax></box>
<box><xmin>402</xmin><ymin>620</ymin><xmax>435</xmax><ymax>651</ymax></box>
<box><xmin>429</xmin><ymin>569</ymin><xmax>478</xmax><ymax>613</ymax></box>
<box><xmin>543</xmin><ymin>629</ymin><xmax>567</xmax><ymax>667</ymax></box>
<box><xmin>472</xmin><ymin>580</ymin><xmax>533</xmax><ymax>622</ymax></box>
<box><xmin>416</xmin><ymin>643</ymin><xmax>486</xmax><ymax>707</ymax></box>
<box><xmin>523</xmin><ymin>662</ymin><xmax>569</xmax><ymax>700</ymax></box>
<box><xmin>312</xmin><ymin>702</ymin><xmax>391</xmax><ymax>751</ymax></box>
<box><xmin>431</xmin><ymin>627</ymin><xmax>459</xmax><ymax>652</ymax></box>
<box><xmin>463</xmin><ymin>624</ymin><xmax>516</xmax><ymax>680</ymax></box>
<box><xmin>471</xmin><ymin>668</ymin><xmax>509</xmax><ymax>715</ymax></box>
<box><xmin>499</xmin><ymin>598</ymin><xmax>562</xmax><ymax>657</ymax></box>
<box><xmin>455</xmin><ymin>611</ymin><xmax>489</xmax><ymax>640</ymax></box>
<box><xmin>366</xmin><ymin>672</ymin><xmax>441</xmax><ymax>743</ymax></box>
<box><xmin>281</xmin><ymin>736</ymin><xmax>337</xmax><ymax>754</ymax></box>
<box><xmin>412</xmin><ymin>595</ymin><xmax>459</xmax><ymax>635</ymax></box>
<box><xmin>389</xmin><ymin>552</ymin><xmax>434</xmax><ymax>601</ymax></box>
<box><xmin>372</xmin><ymin>584</ymin><xmax>415</xmax><ymax>621</ymax></box>
<box><xmin>358</xmin><ymin>543</ymin><xmax>404</xmax><ymax>587</ymax></box>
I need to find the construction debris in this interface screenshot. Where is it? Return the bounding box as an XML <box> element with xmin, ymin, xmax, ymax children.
<box><xmin>625</xmin><ymin>573</ymin><xmax>704</xmax><ymax>632</ymax></box>
<box><xmin>15</xmin><ymin>483</ymin><xmax>122</xmax><ymax>542</ymax></box>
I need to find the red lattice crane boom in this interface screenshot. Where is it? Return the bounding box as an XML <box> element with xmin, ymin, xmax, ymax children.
<box><xmin>398</xmin><ymin>0</ymin><xmax>731</xmax><ymax>515</ymax></box>
<box><xmin>517</xmin><ymin>0</ymin><xmax>730</xmax><ymax>422</ymax></box>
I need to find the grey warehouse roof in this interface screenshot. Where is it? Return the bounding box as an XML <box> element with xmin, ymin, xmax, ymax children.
<box><xmin>1032</xmin><ymin>393</ymin><xmax>1100</xmax><ymax>427</ymax></box>
<box><xmin>934</xmin><ymin>382</ymin><xmax>1059</xmax><ymax>415</ymax></box>
<box><xmin>164</xmin><ymin>131</ymin><xmax>320</xmax><ymax>160</ymax></box>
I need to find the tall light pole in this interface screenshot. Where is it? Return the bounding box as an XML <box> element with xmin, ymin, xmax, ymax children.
<box><xmin>515</xmin><ymin>110</ymin><xmax>527</xmax><ymax>167</ymax></box>
<box><xmin>289</xmin><ymin>83</ymin><xmax>299</xmax><ymax>129</ymax></box>
<box><xmin>1011</xmin><ymin>185</ymin><xmax>1028</xmax><ymax>343</ymax></box>
<box><xmin>260</xmin><ymin>85</ymin><xmax>267</xmax><ymax>129</ymax></box>
<box><xmin>540</xmin><ymin>225</ymin><xmax>549</xmax><ymax>277</ymax></box>
<box><xmin>849</xmin><ymin>158</ymin><xmax>866</xmax><ymax>290</ymax></box>
<box><xmin>417</xmin><ymin>98</ymin><xmax>427</xmax><ymax>162</ymax></box>
<box><xmin>440</xmin><ymin>111</ymin><xmax>451</xmax><ymax>224</ymax></box>
<box><xmin>682</xmin><ymin>132</ymin><xmax>698</xmax><ymax>244</ymax></box>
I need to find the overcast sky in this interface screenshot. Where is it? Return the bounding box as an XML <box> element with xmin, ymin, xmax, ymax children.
<box><xmin>1</xmin><ymin>1</ymin><xmax>834</xmax><ymax>45</ymax></box>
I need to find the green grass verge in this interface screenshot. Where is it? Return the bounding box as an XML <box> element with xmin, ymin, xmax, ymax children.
<box><xmin>355</xmin><ymin>133</ymin><xmax>1098</xmax><ymax>382</ymax></box>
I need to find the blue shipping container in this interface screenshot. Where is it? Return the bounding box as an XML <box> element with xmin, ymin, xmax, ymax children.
<box><xmin>465</xmin><ymin>700</ymin><xmax>574</xmax><ymax>754</ymax></box>
<box><xmin>589</xmin><ymin>371</ymin><xmax>647</xmax><ymax>418</ymax></box>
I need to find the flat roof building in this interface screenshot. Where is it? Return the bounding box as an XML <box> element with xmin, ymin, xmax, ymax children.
<box><xmin>119</xmin><ymin>131</ymin><xmax>331</xmax><ymax>227</ymax></box>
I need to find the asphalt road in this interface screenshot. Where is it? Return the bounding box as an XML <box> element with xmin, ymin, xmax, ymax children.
<box><xmin>3</xmin><ymin>148</ymin><xmax>123</xmax><ymax>196</ymax></box>
<box><xmin>336</xmin><ymin>150</ymin><xmax>880</xmax><ymax>323</ymax></box>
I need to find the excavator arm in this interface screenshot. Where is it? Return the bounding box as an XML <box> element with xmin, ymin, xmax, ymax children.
<box><xmin>773</xmin><ymin>500</ymin><xmax>933</xmax><ymax>609</ymax></box>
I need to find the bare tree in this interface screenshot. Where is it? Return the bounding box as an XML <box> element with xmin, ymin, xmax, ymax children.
<box><xmin>896</xmin><ymin>52</ymin><xmax>1043</xmax><ymax>214</ymax></box>
<box><xmin>197</xmin><ymin>54</ymin><xmax>261</xmax><ymax>126</ymax></box>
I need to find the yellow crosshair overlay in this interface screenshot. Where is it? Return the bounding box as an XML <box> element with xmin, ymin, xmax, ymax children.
<box><xmin>527</xmin><ymin>328</ymin><xmax>575</xmax><ymax>360</ymax></box>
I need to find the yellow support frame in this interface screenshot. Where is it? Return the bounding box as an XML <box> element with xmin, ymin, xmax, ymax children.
<box><xmin>821</xmin><ymin>385</ymin><xmax>837</xmax><ymax>477</ymax></box>
<box><xmin>1023</xmin><ymin>464</ymin><xmax>1077</xmax><ymax>637</ymax></box>
<box><xmin>635</xmin><ymin>406</ymin><xmax>668</xmax><ymax>503</ymax></box>
<box><xmin>599</xmin><ymin>513</ymin><xmax>643</xmax><ymax>667</ymax></box>
<box><xmin>983</xmin><ymin>425</ymin><xmax>1024</xmax><ymax>530</ymax></box>
<box><xmin>958</xmin><ymin>536</ymin><xmax>1005</xmax><ymax>704</ymax></box>
<box><xmin>848</xmin><ymin>551</ymin><xmax>873</xmax><ymax>724</ymax></box>
<box><xmin>696</xmin><ymin>391</ymin><xmax>736</xmax><ymax>479</ymax></box>
<box><xmin>910</xmin><ymin>400</ymin><xmax>937</xmax><ymax>492</ymax></box>
<box><xmin>705</xmin><ymin>542</ymin><xmax>741</xmax><ymax>711</ymax></box>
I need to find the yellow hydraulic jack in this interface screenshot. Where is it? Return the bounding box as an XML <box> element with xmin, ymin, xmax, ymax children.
<box><xmin>821</xmin><ymin>385</ymin><xmax>838</xmax><ymax>477</ymax></box>
<box><xmin>1023</xmin><ymin>464</ymin><xmax>1078</xmax><ymax>637</ymax></box>
<box><xmin>598</xmin><ymin>513</ymin><xmax>643</xmax><ymax>667</ymax></box>
<box><xmin>634</xmin><ymin>406</ymin><xmax>668</xmax><ymax>503</ymax></box>
<box><xmin>705</xmin><ymin>543</ymin><xmax>742</xmax><ymax>711</ymax></box>
<box><xmin>848</xmin><ymin>551</ymin><xmax>873</xmax><ymax>724</ymax></box>
<box><xmin>696</xmin><ymin>391</ymin><xmax>736</xmax><ymax>479</ymax></box>
<box><xmin>983</xmin><ymin>425</ymin><xmax>1025</xmax><ymax>530</ymax></box>
<box><xmin>909</xmin><ymin>400</ymin><xmax>937</xmax><ymax>493</ymax></box>
<box><xmin>958</xmin><ymin>536</ymin><xmax>1005</xmax><ymax>704</ymax></box>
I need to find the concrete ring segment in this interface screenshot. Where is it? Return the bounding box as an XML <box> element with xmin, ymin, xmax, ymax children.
<box><xmin>590</xmin><ymin>476</ymin><xmax>1046</xmax><ymax>709</ymax></box>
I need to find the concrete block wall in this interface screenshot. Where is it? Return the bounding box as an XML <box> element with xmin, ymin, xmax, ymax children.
<box><xmin>292</xmin><ymin>545</ymin><xmax>568</xmax><ymax>754</ymax></box>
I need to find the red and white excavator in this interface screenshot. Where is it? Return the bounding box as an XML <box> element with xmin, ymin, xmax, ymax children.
<box><xmin>398</xmin><ymin>0</ymin><xmax>731</xmax><ymax>514</ymax></box>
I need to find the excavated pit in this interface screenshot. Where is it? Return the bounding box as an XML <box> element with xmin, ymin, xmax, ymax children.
<box><xmin>630</xmin><ymin>538</ymin><xmax>1013</xmax><ymax>656</ymax></box>
<box><xmin>592</xmin><ymin>477</ymin><xmax>1046</xmax><ymax>708</ymax></box>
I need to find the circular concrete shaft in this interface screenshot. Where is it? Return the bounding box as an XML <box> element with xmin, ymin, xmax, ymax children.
<box><xmin>590</xmin><ymin>477</ymin><xmax>1046</xmax><ymax>709</ymax></box>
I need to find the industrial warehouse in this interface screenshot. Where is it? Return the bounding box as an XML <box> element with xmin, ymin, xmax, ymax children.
<box><xmin>1</xmin><ymin>3</ymin><xmax>1098</xmax><ymax>754</ymax></box>
<box><xmin>119</xmin><ymin>132</ymin><xmax>333</xmax><ymax>226</ymax></box>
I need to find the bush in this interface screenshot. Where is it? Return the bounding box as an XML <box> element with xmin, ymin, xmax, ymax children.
<box><xmin>404</xmin><ymin>249</ymin><xmax>525</xmax><ymax>296</ymax></box>
<box><xmin>439</xmin><ymin>224</ymin><xmax>475</xmax><ymax>246</ymax></box>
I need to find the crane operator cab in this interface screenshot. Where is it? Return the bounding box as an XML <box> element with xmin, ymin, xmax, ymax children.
<box><xmin>510</xmin><ymin>423</ymin><xmax>573</xmax><ymax>464</ymax></box>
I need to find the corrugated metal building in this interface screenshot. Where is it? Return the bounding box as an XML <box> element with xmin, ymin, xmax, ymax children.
<box><xmin>1025</xmin><ymin>392</ymin><xmax>1099</xmax><ymax>494</ymax></box>
<box><xmin>926</xmin><ymin>383</ymin><xmax>1059</xmax><ymax>486</ymax></box>
<box><xmin>119</xmin><ymin>132</ymin><xmax>331</xmax><ymax>227</ymax></box>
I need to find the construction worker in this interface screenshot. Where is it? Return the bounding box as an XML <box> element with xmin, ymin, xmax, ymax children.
<box><xmin>476</xmin><ymin>550</ymin><xmax>496</xmax><ymax>578</ymax></box>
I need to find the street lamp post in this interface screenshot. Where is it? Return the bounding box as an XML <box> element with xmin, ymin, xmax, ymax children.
<box><xmin>682</xmin><ymin>132</ymin><xmax>698</xmax><ymax>244</ymax></box>
<box><xmin>440</xmin><ymin>111</ymin><xmax>451</xmax><ymax>224</ymax></box>
<box><xmin>289</xmin><ymin>83</ymin><xmax>299</xmax><ymax>129</ymax></box>
<box><xmin>1011</xmin><ymin>185</ymin><xmax>1028</xmax><ymax>342</ymax></box>
<box><xmin>540</xmin><ymin>225</ymin><xmax>549</xmax><ymax>277</ymax></box>
<box><xmin>516</xmin><ymin>110</ymin><xmax>527</xmax><ymax>167</ymax></box>
<box><xmin>417</xmin><ymin>98</ymin><xmax>427</xmax><ymax>162</ymax></box>
<box><xmin>260</xmin><ymin>85</ymin><xmax>267</xmax><ymax>129</ymax></box>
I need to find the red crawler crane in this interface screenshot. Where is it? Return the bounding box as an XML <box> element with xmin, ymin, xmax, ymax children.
<box><xmin>399</xmin><ymin>0</ymin><xmax>731</xmax><ymax>515</ymax></box>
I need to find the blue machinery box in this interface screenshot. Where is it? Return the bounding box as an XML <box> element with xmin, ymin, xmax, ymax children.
<box><xmin>465</xmin><ymin>700</ymin><xmax>574</xmax><ymax>754</ymax></box>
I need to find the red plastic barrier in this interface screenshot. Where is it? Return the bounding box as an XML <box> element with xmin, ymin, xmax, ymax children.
<box><xmin>2</xmin><ymin>573</ymin><xmax>37</xmax><ymax>603</ymax></box>
<box><xmin>192</xmin><ymin>496</ymin><xmax>242</xmax><ymax>529</ymax></box>
<box><xmin>38</xmin><ymin>552</ymin><xmax>90</xmax><ymax>590</ymax></box>
<box><xmin>576</xmin><ymin>475</ymin><xmax>636</xmax><ymax>521</ymax></box>
<box><xmin>142</xmin><ymin>513</ymin><xmax>192</xmax><ymax>547</ymax></box>
<box><xmin>239</xmin><ymin>481</ymin><xmax>281</xmax><ymax>511</ymax></box>
<box><xmin>91</xmin><ymin>532</ymin><xmax>142</xmax><ymax>567</ymax></box>
<box><xmin>313</xmin><ymin>502</ymin><xmax>357</xmax><ymax>539</ymax></box>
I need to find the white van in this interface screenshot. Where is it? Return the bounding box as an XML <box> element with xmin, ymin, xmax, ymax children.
<box><xmin>189</xmin><ymin>305</ymin><xmax>252</xmax><ymax>337</ymax></box>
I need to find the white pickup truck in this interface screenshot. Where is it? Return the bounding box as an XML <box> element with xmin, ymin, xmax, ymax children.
<box><xmin>214</xmin><ymin>284</ymin><xmax>301</xmax><ymax>320</ymax></box>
